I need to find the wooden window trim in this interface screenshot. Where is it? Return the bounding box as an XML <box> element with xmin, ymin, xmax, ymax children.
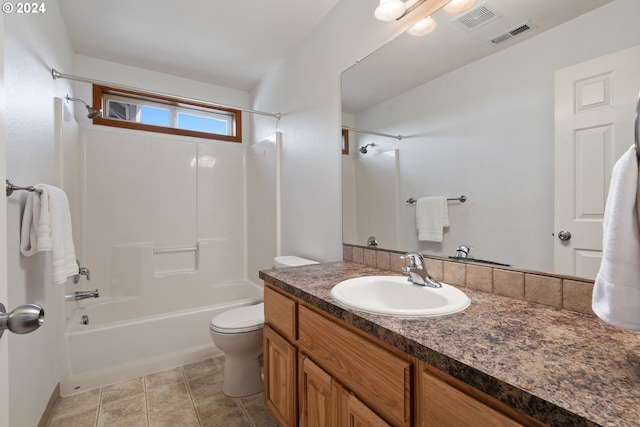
<box><xmin>342</xmin><ymin>128</ymin><xmax>349</xmax><ymax>155</ymax></box>
<box><xmin>92</xmin><ymin>85</ymin><xmax>242</xmax><ymax>143</ymax></box>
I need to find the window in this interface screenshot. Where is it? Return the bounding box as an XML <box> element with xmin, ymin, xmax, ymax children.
<box><xmin>342</xmin><ymin>128</ymin><xmax>349</xmax><ymax>155</ymax></box>
<box><xmin>93</xmin><ymin>85</ymin><xmax>242</xmax><ymax>142</ymax></box>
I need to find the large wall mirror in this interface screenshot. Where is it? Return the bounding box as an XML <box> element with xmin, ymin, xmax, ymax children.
<box><xmin>342</xmin><ymin>0</ymin><xmax>640</xmax><ymax>280</ymax></box>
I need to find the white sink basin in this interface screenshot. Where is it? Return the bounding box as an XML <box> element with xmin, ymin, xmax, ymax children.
<box><xmin>330</xmin><ymin>276</ymin><xmax>470</xmax><ymax>317</ymax></box>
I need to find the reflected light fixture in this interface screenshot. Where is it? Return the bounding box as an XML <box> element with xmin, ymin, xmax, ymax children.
<box><xmin>408</xmin><ymin>16</ymin><xmax>437</xmax><ymax>36</ymax></box>
<box><xmin>442</xmin><ymin>0</ymin><xmax>476</xmax><ymax>15</ymax></box>
<box><xmin>374</xmin><ymin>0</ymin><xmax>406</xmax><ymax>21</ymax></box>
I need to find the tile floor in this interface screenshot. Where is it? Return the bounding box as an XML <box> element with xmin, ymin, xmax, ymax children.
<box><xmin>47</xmin><ymin>355</ymin><xmax>277</xmax><ymax>427</ymax></box>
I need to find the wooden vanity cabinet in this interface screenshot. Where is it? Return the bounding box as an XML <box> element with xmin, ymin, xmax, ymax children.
<box><xmin>264</xmin><ymin>283</ymin><xmax>544</xmax><ymax>427</ymax></box>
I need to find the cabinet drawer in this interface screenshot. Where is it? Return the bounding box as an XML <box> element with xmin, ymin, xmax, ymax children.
<box><xmin>264</xmin><ymin>284</ymin><xmax>297</xmax><ymax>340</ymax></box>
<box><xmin>419</xmin><ymin>366</ymin><xmax>529</xmax><ymax>427</ymax></box>
<box><xmin>298</xmin><ymin>305</ymin><xmax>411</xmax><ymax>427</ymax></box>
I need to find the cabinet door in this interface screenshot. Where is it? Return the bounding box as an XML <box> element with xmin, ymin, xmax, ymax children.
<box><xmin>264</xmin><ymin>325</ymin><xmax>297</xmax><ymax>427</ymax></box>
<box><xmin>299</xmin><ymin>355</ymin><xmax>337</xmax><ymax>427</ymax></box>
<box><xmin>339</xmin><ymin>383</ymin><xmax>391</xmax><ymax>427</ymax></box>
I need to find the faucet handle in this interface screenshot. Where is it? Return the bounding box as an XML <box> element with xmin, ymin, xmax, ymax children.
<box><xmin>79</xmin><ymin>267</ymin><xmax>90</xmax><ymax>281</ymax></box>
<box><xmin>74</xmin><ymin>259</ymin><xmax>91</xmax><ymax>284</ymax></box>
<box><xmin>401</xmin><ymin>252</ymin><xmax>424</xmax><ymax>268</ymax></box>
<box><xmin>455</xmin><ymin>245</ymin><xmax>473</xmax><ymax>259</ymax></box>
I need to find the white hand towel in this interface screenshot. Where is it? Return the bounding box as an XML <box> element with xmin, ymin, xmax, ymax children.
<box><xmin>20</xmin><ymin>190</ymin><xmax>42</xmax><ymax>256</ymax></box>
<box><xmin>416</xmin><ymin>196</ymin><xmax>449</xmax><ymax>242</ymax></box>
<box><xmin>20</xmin><ymin>184</ymin><xmax>77</xmax><ymax>285</ymax></box>
<box><xmin>592</xmin><ymin>145</ymin><xmax>640</xmax><ymax>330</ymax></box>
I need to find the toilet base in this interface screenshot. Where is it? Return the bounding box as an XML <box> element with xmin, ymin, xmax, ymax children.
<box><xmin>222</xmin><ymin>353</ymin><xmax>264</xmax><ymax>397</ymax></box>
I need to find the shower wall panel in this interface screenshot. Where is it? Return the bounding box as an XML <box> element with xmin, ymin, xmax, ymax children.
<box><xmin>79</xmin><ymin>128</ymin><xmax>247</xmax><ymax>299</ymax></box>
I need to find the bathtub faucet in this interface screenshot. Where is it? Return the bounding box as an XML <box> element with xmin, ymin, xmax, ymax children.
<box><xmin>66</xmin><ymin>289</ymin><xmax>100</xmax><ymax>301</ymax></box>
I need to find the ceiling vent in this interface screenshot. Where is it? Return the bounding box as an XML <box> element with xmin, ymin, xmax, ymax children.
<box><xmin>488</xmin><ymin>21</ymin><xmax>536</xmax><ymax>45</ymax></box>
<box><xmin>452</xmin><ymin>3</ymin><xmax>502</xmax><ymax>32</ymax></box>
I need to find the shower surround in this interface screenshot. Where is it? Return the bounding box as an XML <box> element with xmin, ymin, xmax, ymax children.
<box><xmin>59</xmin><ymin>126</ymin><xmax>261</xmax><ymax>395</ymax></box>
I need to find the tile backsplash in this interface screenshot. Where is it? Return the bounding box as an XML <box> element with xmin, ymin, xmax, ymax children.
<box><xmin>343</xmin><ymin>244</ymin><xmax>595</xmax><ymax>316</ymax></box>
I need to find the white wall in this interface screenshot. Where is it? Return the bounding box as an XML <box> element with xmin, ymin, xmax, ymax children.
<box><xmin>3</xmin><ymin>1</ymin><xmax>74</xmax><ymax>425</ymax></box>
<box><xmin>247</xmin><ymin>133</ymin><xmax>281</xmax><ymax>277</ymax></box>
<box><xmin>251</xmin><ymin>0</ymin><xmax>416</xmax><ymax>263</ymax></box>
<box><xmin>350</xmin><ymin>0</ymin><xmax>640</xmax><ymax>272</ymax></box>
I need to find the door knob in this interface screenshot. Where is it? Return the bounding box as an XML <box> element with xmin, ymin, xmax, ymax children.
<box><xmin>557</xmin><ymin>230</ymin><xmax>572</xmax><ymax>241</ymax></box>
<box><xmin>0</xmin><ymin>303</ymin><xmax>45</xmax><ymax>338</ymax></box>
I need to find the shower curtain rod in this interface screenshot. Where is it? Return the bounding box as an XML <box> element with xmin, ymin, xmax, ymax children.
<box><xmin>342</xmin><ymin>126</ymin><xmax>402</xmax><ymax>141</ymax></box>
<box><xmin>51</xmin><ymin>68</ymin><xmax>282</xmax><ymax>120</ymax></box>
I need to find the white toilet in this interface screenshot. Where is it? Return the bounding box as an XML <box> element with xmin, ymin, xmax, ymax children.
<box><xmin>209</xmin><ymin>255</ymin><xmax>317</xmax><ymax>397</ymax></box>
<box><xmin>274</xmin><ymin>255</ymin><xmax>319</xmax><ymax>268</ymax></box>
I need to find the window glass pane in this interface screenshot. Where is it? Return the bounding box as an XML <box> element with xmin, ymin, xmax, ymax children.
<box><xmin>177</xmin><ymin>112</ymin><xmax>230</xmax><ymax>135</ymax></box>
<box><xmin>108</xmin><ymin>100</ymin><xmax>133</xmax><ymax>120</ymax></box>
<box><xmin>139</xmin><ymin>106</ymin><xmax>171</xmax><ymax>126</ymax></box>
<box><xmin>203</xmin><ymin>117</ymin><xmax>229</xmax><ymax>134</ymax></box>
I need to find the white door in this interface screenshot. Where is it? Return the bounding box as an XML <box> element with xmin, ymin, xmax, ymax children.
<box><xmin>0</xmin><ymin>16</ymin><xmax>9</xmax><ymax>426</ymax></box>
<box><xmin>555</xmin><ymin>44</ymin><xmax>640</xmax><ymax>279</ymax></box>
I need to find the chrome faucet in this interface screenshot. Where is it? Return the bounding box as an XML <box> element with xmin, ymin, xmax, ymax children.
<box><xmin>66</xmin><ymin>289</ymin><xmax>100</xmax><ymax>301</ymax></box>
<box><xmin>400</xmin><ymin>252</ymin><xmax>442</xmax><ymax>288</ymax></box>
<box><xmin>454</xmin><ymin>245</ymin><xmax>472</xmax><ymax>259</ymax></box>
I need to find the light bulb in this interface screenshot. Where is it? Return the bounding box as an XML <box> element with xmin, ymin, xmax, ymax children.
<box><xmin>374</xmin><ymin>0</ymin><xmax>406</xmax><ymax>22</ymax></box>
<box><xmin>442</xmin><ymin>0</ymin><xmax>476</xmax><ymax>14</ymax></box>
<box><xmin>407</xmin><ymin>16</ymin><xmax>437</xmax><ymax>36</ymax></box>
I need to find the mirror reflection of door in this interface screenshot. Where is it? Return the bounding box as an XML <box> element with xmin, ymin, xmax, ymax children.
<box><xmin>554</xmin><ymin>44</ymin><xmax>640</xmax><ymax>279</ymax></box>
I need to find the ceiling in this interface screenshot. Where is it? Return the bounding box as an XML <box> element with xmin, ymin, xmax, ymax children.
<box><xmin>342</xmin><ymin>0</ymin><xmax>613</xmax><ymax>114</ymax></box>
<box><xmin>57</xmin><ymin>0</ymin><xmax>341</xmax><ymax>92</ymax></box>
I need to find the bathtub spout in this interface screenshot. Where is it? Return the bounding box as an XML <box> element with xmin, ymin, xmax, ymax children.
<box><xmin>66</xmin><ymin>290</ymin><xmax>100</xmax><ymax>301</ymax></box>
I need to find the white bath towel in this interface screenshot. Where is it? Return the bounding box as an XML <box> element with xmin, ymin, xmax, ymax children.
<box><xmin>416</xmin><ymin>196</ymin><xmax>449</xmax><ymax>242</ymax></box>
<box><xmin>592</xmin><ymin>145</ymin><xmax>640</xmax><ymax>330</ymax></box>
<box><xmin>20</xmin><ymin>184</ymin><xmax>77</xmax><ymax>285</ymax></box>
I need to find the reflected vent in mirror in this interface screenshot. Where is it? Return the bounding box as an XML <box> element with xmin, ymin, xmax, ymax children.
<box><xmin>488</xmin><ymin>21</ymin><xmax>536</xmax><ymax>45</ymax></box>
<box><xmin>451</xmin><ymin>3</ymin><xmax>501</xmax><ymax>32</ymax></box>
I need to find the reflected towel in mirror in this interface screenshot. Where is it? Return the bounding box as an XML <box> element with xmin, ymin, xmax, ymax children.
<box><xmin>416</xmin><ymin>196</ymin><xmax>449</xmax><ymax>242</ymax></box>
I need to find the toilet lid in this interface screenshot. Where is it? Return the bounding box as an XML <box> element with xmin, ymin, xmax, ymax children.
<box><xmin>210</xmin><ymin>303</ymin><xmax>264</xmax><ymax>333</ymax></box>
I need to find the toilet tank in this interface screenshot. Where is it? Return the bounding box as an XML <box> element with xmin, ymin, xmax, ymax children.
<box><xmin>274</xmin><ymin>256</ymin><xmax>318</xmax><ymax>268</ymax></box>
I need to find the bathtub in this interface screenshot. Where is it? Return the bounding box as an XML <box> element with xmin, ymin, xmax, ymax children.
<box><xmin>59</xmin><ymin>280</ymin><xmax>263</xmax><ymax>396</ymax></box>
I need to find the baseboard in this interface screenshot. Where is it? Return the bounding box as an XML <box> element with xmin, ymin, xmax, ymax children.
<box><xmin>38</xmin><ymin>383</ymin><xmax>60</xmax><ymax>427</ymax></box>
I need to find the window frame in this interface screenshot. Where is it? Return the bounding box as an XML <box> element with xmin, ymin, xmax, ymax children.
<box><xmin>92</xmin><ymin>85</ymin><xmax>242</xmax><ymax>143</ymax></box>
<box><xmin>342</xmin><ymin>128</ymin><xmax>350</xmax><ymax>155</ymax></box>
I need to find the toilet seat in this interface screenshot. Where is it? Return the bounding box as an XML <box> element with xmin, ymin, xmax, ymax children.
<box><xmin>210</xmin><ymin>303</ymin><xmax>264</xmax><ymax>334</ymax></box>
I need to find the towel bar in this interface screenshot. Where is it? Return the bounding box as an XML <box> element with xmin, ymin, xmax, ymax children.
<box><xmin>406</xmin><ymin>196</ymin><xmax>466</xmax><ymax>204</ymax></box>
<box><xmin>6</xmin><ymin>180</ymin><xmax>42</xmax><ymax>197</ymax></box>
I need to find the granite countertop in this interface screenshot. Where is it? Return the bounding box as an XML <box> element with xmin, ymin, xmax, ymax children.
<box><xmin>259</xmin><ymin>261</ymin><xmax>640</xmax><ymax>427</ymax></box>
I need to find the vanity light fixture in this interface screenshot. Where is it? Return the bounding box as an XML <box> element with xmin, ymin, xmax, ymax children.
<box><xmin>442</xmin><ymin>0</ymin><xmax>476</xmax><ymax>15</ymax></box>
<box><xmin>374</xmin><ymin>0</ymin><xmax>406</xmax><ymax>21</ymax></box>
<box><xmin>408</xmin><ymin>16</ymin><xmax>437</xmax><ymax>36</ymax></box>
